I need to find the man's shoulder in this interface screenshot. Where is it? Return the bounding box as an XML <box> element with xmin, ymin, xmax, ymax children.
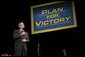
<box><xmin>13</xmin><ymin>30</ymin><xmax>19</xmax><ymax>32</ymax></box>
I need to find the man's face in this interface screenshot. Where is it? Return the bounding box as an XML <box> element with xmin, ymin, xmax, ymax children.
<box><xmin>18</xmin><ymin>22</ymin><xmax>25</xmax><ymax>29</ymax></box>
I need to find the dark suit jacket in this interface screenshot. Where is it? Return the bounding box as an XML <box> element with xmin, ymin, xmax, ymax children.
<box><xmin>13</xmin><ymin>30</ymin><xmax>29</xmax><ymax>41</ymax></box>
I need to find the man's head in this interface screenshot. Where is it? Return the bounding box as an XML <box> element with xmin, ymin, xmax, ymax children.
<box><xmin>18</xmin><ymin>22</ymin><xmax>25</xmax><ymax>29</ymax></box>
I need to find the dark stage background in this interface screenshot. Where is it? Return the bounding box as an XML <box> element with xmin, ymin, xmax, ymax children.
<box><xmin>0</xmin><ymin>0</ymin><xmax>84</xmax><ymax>56</ymax></box>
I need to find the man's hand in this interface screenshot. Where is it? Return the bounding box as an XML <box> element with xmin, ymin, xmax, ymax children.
<box><xmin>22</xmin><ymin>39</ymin><xmax>28</xmax><ymax>42</ymax></box>
<box><xmin>20</xmin><ymin>32</ymin><xmax>26</xmax><ymax>36</ymax></box>
<box><xmin>22</xmin><ymin>39</ymin><xmax>30</xmax><ymax>42</ymax></box>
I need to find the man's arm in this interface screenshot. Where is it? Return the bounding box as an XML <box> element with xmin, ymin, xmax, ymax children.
<box><xmin>24</xmin><ymin>32</ymin><xmax>29</xmax><ymax>39</ymax></box>
<box><xmin>13</xmin><ymin>30</ymin><xmax>21</xmax><ymax>39</ymax></box>
<box><xmin>22</xmin><ymin>32</ymin><xmax>30</xmax><ymax>42</ymax></box>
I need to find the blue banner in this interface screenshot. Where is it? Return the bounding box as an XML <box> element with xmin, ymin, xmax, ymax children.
<box><xmin>31</xmin><ymin>1</ymin><xmax>77</xmax><ymax>34</ymax></box>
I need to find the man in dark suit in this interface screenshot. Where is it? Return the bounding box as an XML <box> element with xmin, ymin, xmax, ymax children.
<box><xmin>13</xmin><ymin>22</ymin><xmax>30</xmax><ymax>56</ymax></box>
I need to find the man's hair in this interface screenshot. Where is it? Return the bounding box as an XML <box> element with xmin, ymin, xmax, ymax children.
<box><xmin>18</xmin><ymin>22</ymin><xmax>24</xmax><ymax>24</ymax></box>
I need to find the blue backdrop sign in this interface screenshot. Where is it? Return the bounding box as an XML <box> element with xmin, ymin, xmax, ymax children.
<box><xmin>31</xmin><ymin>1</ymin><xmax>77</xmax><ymax>34</ymax></box>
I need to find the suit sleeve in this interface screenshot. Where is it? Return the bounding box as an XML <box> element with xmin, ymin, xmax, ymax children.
<box><xmin>13</xmin><ymin>30</ymin><xmax>21</xmax><ymax>39</ymax></box>
<box><xmin>22</xmin><ymin>32</ymin><xmax>29</xmax><ymax>39</ymax></box>
<box><xmin>26</xmin><ymin>32</ymin><xmax>29</xmax><ymax>39</ymax></box>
